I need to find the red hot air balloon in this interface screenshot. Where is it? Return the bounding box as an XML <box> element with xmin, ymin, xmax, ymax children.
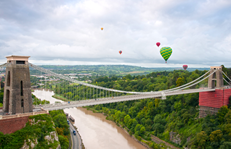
<box><xmin>156</xmin><ymin>42</ymin><xmax>160</xmax><ymax>47</ymax></box>
<box><xmin>119</xmin><ymin>50</ymin><xmax>122</xmax><ymax>54</ymax></box>
<box><xmin>183</xmin><ymin>65</ymin><xmax>188</xmax><ymax>70</ymax></box>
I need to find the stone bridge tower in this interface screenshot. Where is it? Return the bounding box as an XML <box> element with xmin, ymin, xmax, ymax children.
<box><xmin>3</xmin><ymin>55</ymin><xmax>33</xmax><ymax>114</ymax></box>
<box><xmin>208</xmin><ymin>66</ymin><xmax>223</xmax><ymax>89</ymax></box>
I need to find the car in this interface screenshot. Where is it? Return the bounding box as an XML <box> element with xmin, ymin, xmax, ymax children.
<box><xmin>67</xmin><ymin>120</ymin><xmax>70</xmax><ymax>124</ymax></box>
<box><xmin>73</xmin><ymin>130</ymin><xmax>76</xmax><ymax>135</ymax></box>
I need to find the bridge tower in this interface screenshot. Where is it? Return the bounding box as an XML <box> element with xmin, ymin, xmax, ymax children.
<box><xmin>208</xmin><ymin>66</ymin><xmax>223</xmax><ymax>89</ymax></box>
<box><xmin>199</xmin><ymin>66</ymin><xmax>230</xmax><ymax>118</ymax></box>
<box><xmin>3</xmin><ymin>55</ymin><xmax>33</xmax><ymax>114</ymax></box>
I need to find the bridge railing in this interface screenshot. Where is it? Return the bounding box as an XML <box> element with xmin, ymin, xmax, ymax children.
<box><xmin>35</xmin><ymin>94</ymin><xmax>162</xmax><ymax>109</ymax></box>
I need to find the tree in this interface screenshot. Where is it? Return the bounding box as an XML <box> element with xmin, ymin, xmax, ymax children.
<box><xmin>125</xmin><ymin>74</ymin><xmax>132</xmax><ymax>80</ymax></box>
<box><xmin>124</xmin><ymin>115</ymin><xmax>131</xmax><ymax>125</ymax></box>
<box><xmin>219</xmin><ymin>141</ymin><xmax>231</xmax><ymax>149</ymax></box>
<box><xmin>176</xmin><ymin>77</ymin><xmax>185</xmax><ymax>87</ymax></box>
<box><xmin>210</xmin><ymin>130</ymin><xmax>223</xmax><ymax>143</ymax></box>
<box><xmin>0</xmin><ymin>92</ymin><xmax>3</xmax><ymax>104</ymax></box>
<box><xmin>195</xmin><ymin>131</ymin><xmax>208</xmax><ymax>149</ymax></box>
<box><xmin>153</xmin><ymin>123</ymin><xmax>164</xmax><ymax>135</ymax></box>
<box><xmin>217</xmin><ymin>106</ymin><xmax>229</xmax><ymax>124</ymax></box>
<box><xmin>131</xmin><ymin>119</ymin><xmax>138</xmax><ymax>131</ymax></box>
<box><xmin>58</xmin><ymin>135</ymin><xmax>69</xmax><ymax>149</ymax></box>
<box><xmin>127</xmin><ymin>119</ymin><xmax>133</xmax><ymax>129</ymax></box>
<box><xmin>174</xmin><ymin>101</ymin><xmax>182</xmax><ymax>112</ymax></box>
<box><xmin>154</xmin><ymin>98</ymin><xmax>160</xmax><ymax>107</ymax></box>
<box><xmin>140</xmin><ymin>126</ymin><xmax>146</xmax><ymax>136</ymax></box>
<box><xmin>128</xmin><ymin>107</ymin><xmax>137</xmax><ymax>118</ymax></box>
<box><xmin>135</xmin><ymin>124</ymin><xmax>142</xmax><ymax>132</ymax></box>
<box><xmin>53</xmin><ymin>114</ymin><xmax>68</xmax><ymax>129</ymax></box>
<box><xmin>224</xmin><ymin>109</ymin><xmax>231</xmax><ymax>124</ymax></box>
<box><xmin>56</xmin><ymin>127</ymin><xmax>64</xmax><ymax>136</ymax></box>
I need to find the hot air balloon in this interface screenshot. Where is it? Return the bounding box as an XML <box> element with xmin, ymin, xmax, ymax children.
<box><xmin>160</xmin><ymin>47</ymin><xmax>172</xmax><ymax>63</ymax></box>
<box><xmin>119</xmin><ymin>50</ymin><xmax>122</xmax><ymax>54</ymax></box>
<box><xmin>183</xmin><ymin>65</ymin><xmax>188</xmax><ymax>70</ymax></box>
<box><xmin>156</xmin><ymin>42</ymin><xmax>160</xmax><ymax>47</ymax></box>
<box><xmin>101</xmin><ymin>27</ymin><xmax>103</xmax><ymax>30</ymax></box>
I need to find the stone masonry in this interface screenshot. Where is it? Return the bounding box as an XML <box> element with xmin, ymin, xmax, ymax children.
<box><xmin>3</xmin><ymin>55</ymin><xmax>33</xmax><ymax>114</ymax></box>
<box><xmin>0</xmin><ymin>116</ymin><xmax>29</xmax><ymax>134</ymax></box>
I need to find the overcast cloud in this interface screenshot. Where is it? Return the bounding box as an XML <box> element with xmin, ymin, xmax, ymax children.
<box><xmin>0</xmin><ymin>0</ymin><xmax>231</xmax><ymax>67</ymax></box>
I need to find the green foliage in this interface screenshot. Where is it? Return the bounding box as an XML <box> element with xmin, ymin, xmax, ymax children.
<box><xmin>210</xmin><ymin>130</ymin><xmax>223</xmax><ymax>143</ymax></box>
<box><xmin>58</xmin><ymin>135</ymin><xmax>69</xmax><ymax>149</ymax></box>
<box><xmin>32</xmin><ymin>94</ymin><xmax>50</xmax><ymax>105</ymax></box>
<box><xmin>194</xmin><ymin>131</ymin><xmax>208</xmax><ymax>148</ymax></box>
<box><xmin>0</xmin><ymin>87</ymin><xmax>4</xmax><ymax>104</ymax></box>
<box><xmin>0</xmin><ymin>114</ymin><xmax>60</xmax><ymax>149</ymax></box>
<box><xmin>50</xmin><ymin>110</ymin><xmax>70</xmax><ymax>149</ymax></box>
<box><xmin>217</xmin><ymin>106</ymin><xmax>229</xmax><ymax>124</ymax></box>
<box><xmin>176</xmin><ymin>77</ymin><xmax>185</xmax><ymax>87</ymax></box>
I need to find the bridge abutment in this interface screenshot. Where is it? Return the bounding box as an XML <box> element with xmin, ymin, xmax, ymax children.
<box><xmin>199</xmin><ymin>66</ymin><xmax>230</xmax><ymax>118</ymax></box>
<box><xmin>199</xmin><ymin>88</ymin><xmax>231</xmax><ymax>118</ymax></box>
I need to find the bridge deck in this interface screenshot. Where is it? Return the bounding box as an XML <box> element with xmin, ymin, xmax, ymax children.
<box><xmin>34</xmin><ymin>88</ymin><xmax>215</xmax><ymax>111</ymax></box>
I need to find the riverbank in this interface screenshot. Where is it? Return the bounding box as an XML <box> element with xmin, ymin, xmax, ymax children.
<box><xmin>52</xmin><ymin>94</ymin><xmax>70</xmax><ymax>102</ymax></box>
<box><xmin>85</xmin><ymin>106</ymin><xmax>180</xmax><ymax>149</ymax></box>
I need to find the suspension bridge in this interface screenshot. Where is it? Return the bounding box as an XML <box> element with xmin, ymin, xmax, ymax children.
<box><xmin>0</xmin><ymin>56</ymin><xmax>231</xmax><ymax>115</ymax></box>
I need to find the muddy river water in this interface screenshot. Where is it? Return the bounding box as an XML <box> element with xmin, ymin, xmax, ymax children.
<box><xmin>33</xmin><ymin>89</ymin><xmax>146</xmax><ymax>149</ymax></box>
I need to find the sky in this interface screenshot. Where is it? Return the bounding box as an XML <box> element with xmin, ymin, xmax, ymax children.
<box><xmin>0</xmin><ymin>0</ymin><xmax>231</xmax><ymax>68</ymax></box>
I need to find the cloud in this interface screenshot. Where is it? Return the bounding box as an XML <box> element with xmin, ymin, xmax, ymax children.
<box><xmin>0</xmin><ymin>0</ymin><xmax>231</xmax><ymax>67</ymax></box>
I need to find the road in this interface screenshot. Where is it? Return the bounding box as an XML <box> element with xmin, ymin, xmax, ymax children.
<box><xmin>69</xmin><ymin>121</ymin><xmax>82</xmax><ymax>149</ymax></box>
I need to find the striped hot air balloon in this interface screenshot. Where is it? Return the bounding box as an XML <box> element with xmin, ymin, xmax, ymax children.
<box><xmin>160</xmin><ymin>47</ymin><xmax>172</xmax><ymax>63</ymax></box>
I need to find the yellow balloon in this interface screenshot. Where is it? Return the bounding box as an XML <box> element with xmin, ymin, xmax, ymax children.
<box><xmin>101</xmin><ymin>27</ymin><xmax>103</xmax><ymax>30</ymax></box>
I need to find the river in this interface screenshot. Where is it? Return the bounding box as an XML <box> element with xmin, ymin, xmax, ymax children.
<box><xmin>33</xmin><ymin>89</ymin><xmax>146</xmax><ymax>149</ymax></box>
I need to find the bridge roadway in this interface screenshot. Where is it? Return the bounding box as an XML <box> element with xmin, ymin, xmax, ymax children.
<box><xmin>34</xmin><ymin>88</ymin><xmax>215</xmax><ymax>111</ymax></box>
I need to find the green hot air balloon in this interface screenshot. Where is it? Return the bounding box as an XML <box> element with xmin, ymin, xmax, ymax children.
<box><xmin>160</xmin><ymin>47</ymin><xmax>172</xmax><ymax>63</ymax></box>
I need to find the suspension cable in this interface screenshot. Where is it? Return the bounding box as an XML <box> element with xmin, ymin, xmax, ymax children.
<box><xmin>30</xmin><ymin>63</ymin><xmax>213</xmax><ymax>95</ymax></box>
<box><xmin>172</xmin><ymin>70</ymin><xmax>217</xmax><ymax>92</ymax></box>
<box><xmin>223</xmin><ymin>78</ymin><xmax>231</xmax><ymax>85</ymax></box>
<box><xmin>0</xmin><ymin>63</ymin><xmax>7</xmax><ymax>68</ymax></box>
<box><xmin>221</xmin><ymin>70</ymin><xmax>231</xmax><ymax>81</ymax></box>
<box><xmin>157</xmin><ymin>70</ymin><xmax>211</xmax><ymax>92</ymax></box>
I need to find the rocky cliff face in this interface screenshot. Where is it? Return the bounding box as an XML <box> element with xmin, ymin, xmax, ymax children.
<box><xmin>21</xmin><ymin>132</ymin><xmax>61</xmax><ymax>149</ymax></box>
<box><xmin>20</xmin><ymin>117</ymin><xmax>61</xmax><ymax>149</ymax></box>
<box><xmin>170</xmin><ymin>131</ymin><xmax>181</xmax><ymax>145</ymax></box>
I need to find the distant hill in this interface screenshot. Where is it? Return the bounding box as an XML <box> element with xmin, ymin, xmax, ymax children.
<box><xmin>29</xmin><ymin>65</ymin><xmax>211</xmax><ymax>77</ymax></box>
<box><xmin>39</xmin><ymin>65</ymin><xmax>210</xmax><ymax>71</ymax></box>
